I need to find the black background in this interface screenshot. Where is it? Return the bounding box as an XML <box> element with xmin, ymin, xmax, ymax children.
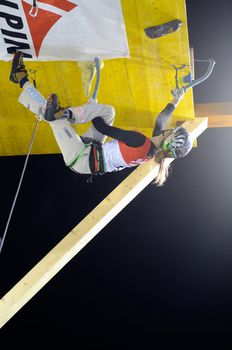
<box><xmin>1</xmin><ymin>1</ymin><xmax>232</xmax><ymax>348</ymax></box>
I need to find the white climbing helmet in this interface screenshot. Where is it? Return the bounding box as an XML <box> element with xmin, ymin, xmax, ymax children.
<box><xmin>162</xmin><ymin>126</ymin><xmax>193</xmax><ymax>158</ymax></box>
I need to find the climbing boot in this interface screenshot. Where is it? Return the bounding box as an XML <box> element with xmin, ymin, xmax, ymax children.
<box><xmin>44</xmin><ymin>93</ymin><xmax>66</xmax><ymax>121</ymax></box>
<box><xmin>9</xmin><ymin>51</ymin><xmax>28</xmax><ymax>84</ymax></box>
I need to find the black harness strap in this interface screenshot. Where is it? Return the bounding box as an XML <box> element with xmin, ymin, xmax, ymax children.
<box><xmin>89</xmin><ymin>142</ymin><xmax>105</xmax><ymax>175</ymax></box>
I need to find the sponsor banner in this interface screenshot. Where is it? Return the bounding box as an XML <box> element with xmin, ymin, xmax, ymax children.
<box><xmin>0</xmin><ymin>0</ymin><xmax>129</xmax><ymax>61</ymax></box>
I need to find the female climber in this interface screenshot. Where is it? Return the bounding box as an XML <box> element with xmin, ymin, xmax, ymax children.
<box><xmin>9</xmin><ymin>50</ymin><xmax>193</xmax><ymax>186</ymax></box>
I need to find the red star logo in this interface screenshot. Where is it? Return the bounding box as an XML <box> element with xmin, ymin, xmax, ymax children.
<box><xmin>22</xmin><ymin>0</ymin><xmax>77</xmax><ymax>57</ymax></box>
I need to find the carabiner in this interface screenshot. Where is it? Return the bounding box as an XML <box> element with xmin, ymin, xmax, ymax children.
<box><xmin>29</xmin><ymin>0</ymin><xmax>38</xmax><ymax>17</ymax></box>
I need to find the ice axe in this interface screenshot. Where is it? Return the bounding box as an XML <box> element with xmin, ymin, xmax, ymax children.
<box><xmin>182</xmin><ymin>59</ymin><xmax>216</xmax><ymax>92</ymax></box>
<box><xmin>171</xmin><ymin>59</ymin><xmax>216</xmax><ymax>94</ymax></box>
<box><xmin>92</xmin><ymin>57</ymin><xmax>101</xmax><ymax>100</ymax></box>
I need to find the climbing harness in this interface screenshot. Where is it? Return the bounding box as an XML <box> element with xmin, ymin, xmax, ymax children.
<box><xmin>89</xmin><ymin>141</ymin><xmax>105</xmax><ymax>175</ymax></box>
<box><xmin>29</xmin><ymin>0</ymin><xmax>38</xmax><ymax>17</ymax></box>
<box><xmin>0</xmin><ymin>72</ymin><xmax>40</xmax><ymax>254</ymax></box>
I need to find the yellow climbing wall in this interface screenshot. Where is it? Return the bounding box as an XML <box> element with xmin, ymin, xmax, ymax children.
<box><xmin>0</xmin><ymin>0</ymin><xmax>194</xmax><ymax>156</ymax></box>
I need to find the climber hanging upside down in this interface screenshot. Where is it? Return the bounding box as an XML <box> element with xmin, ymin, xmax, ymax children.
<box><xmin>10</xmin><ymin>51</ymin><xmax>193</xmax><ymax>186</ymax></box>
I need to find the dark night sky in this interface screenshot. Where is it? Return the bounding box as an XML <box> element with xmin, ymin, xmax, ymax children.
<box><xmin>1</xmin><ymin>1</ymin><xmax>232</xmax><ymax>348</ymax></box>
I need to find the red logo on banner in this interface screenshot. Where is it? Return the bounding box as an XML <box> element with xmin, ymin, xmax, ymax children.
<box><xmin>22</xmin><ymin>0</ymin><xmax>77</xmax><ymax>57</ymax></box>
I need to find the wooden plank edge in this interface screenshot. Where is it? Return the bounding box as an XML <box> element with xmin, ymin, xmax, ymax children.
<box><xmin>0</xmin><ymin>117</ymin><xmax>207</xmax><ymax>328</ymax></box>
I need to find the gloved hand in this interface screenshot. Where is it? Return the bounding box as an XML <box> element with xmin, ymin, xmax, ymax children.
<box><xmin>171</xmin><ymin>87</ymin><xmax>185</xmax><ymax>106</ymax></box>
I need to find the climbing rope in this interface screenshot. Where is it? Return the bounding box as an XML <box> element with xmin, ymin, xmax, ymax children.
<box><xmin>0</xmin><ymin>120</ymin><xmax>39</xmax><ymax>254</ymax></box>
<box><xmin>0</xmin><ymin>72</ymin><xmax>40</xmax><ymax>254</ymax></box>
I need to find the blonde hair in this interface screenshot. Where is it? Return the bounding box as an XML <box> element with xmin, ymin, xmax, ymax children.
<box><xmin>153</xmin><ymin>147</ymin><xmax>172</xmax><ymax>186</ymax></box>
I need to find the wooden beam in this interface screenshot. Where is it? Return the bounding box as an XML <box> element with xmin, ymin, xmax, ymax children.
<box><xmin>0</xmin><ymin>118</ymin><xmax>207</xmax><ymax>329</ymax></box>
<box><xmin>195</xmin><ymin>103</ymin><xmax>232</xmax><ymax>128</ymax></box>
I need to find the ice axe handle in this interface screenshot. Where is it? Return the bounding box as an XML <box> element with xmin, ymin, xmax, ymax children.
<box><xmin>92</xmin><ymin>57</ymin><xmax>101</xmax><ymax>100</ymax></box>
<box><xmin>183</xmin><ymin>59</ymin><xmax>216</xmax><ymax>92</ymax></box>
